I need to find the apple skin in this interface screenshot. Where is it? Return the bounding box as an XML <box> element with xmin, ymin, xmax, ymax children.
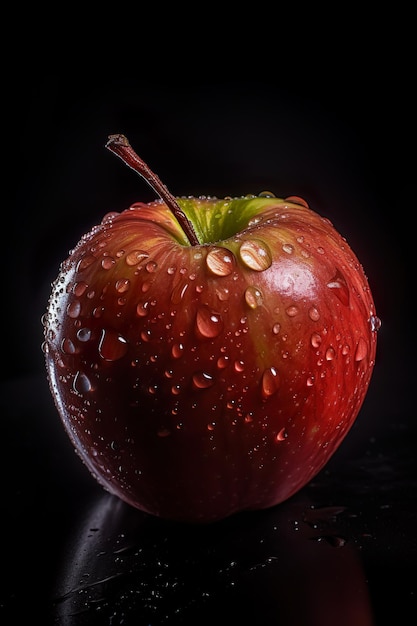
<box><xmin>43</xmin><ymin>194</ymin><xmax>380</xmax><ymax>523</ymax></box>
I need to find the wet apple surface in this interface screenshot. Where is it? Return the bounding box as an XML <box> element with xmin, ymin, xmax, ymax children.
<box><xmin>42</xmin><ymin>136</ymin><xmax>380</xmax><ymax>523</ymax></box>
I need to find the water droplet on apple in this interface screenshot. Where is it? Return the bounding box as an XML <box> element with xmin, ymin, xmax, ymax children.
<box><xmin>282</xmin><ymin>243</ymin><xmax>294</xmax><ymax>254</ymax></box>
<box><xmin>77</xmin><ymin>327</ymin><xmax>91</xmax><ymax>342</ymax></box>
<box><xmin>234</xmin><ymin>360</ymin><xmax>245</xmax><ymax>372</ymax></box>
<box><xmin>61</xmin><ymin>337</ymin><xmax>76</xmax><ymax>354</ymax></box>
<box><xmin>311</xmin><ymin>332</ymin><xmax>322</xmax><ymax>348</ymax></box>
<box><xmin>136</xmin><ymin>302</ymin><xmax>149</xmax><ymax>317</ymax></box>
<box><xmin>370</xmin><ymin>315</ymin><xmax>382</xmax><ymax>332</ymax></box>
<box><xmin>115</xmin><ymin>279</ymin><xmax>130</xmax><ymax>293</ymax></box>
<box><xmin>76</xmin><ymin>254</ymin><xmax>96</xmax><ymax>272</ymax></box>
<box><xmin>272</xmin><ymin>322</ymin><xmax>281</xmax><ymax>335</ymax></box>
<box><xmin>325</xmin><ymin>347</ymin><xmax>336</xmax><ymax>361</ymax></box>
<box><xmin>308</xmin><ymin>306</ymin><xmax>320</xmax><ymax>321</ymax></box>
<box><xmin>192</xmin><ymin>371</ymin><xmax>215</xmax><ymax>389</ymax></box>
<box><xmin>306</xmin><ymin>375</ymin><xmax>315</xmax><ymax>387</ymax></box>
<box><xmin>285</xmin><ymin>195</ymin><xmax>310</xmax><ymax>208</ymax></box>
<box><xmin>244</xmin><ymin>286</ymin><xmax>263</xmax><ymax>309</ymax></box>
<box><xmin>98</xmin><ymin>329</ymin><xmax>128</xmax><ymax>361</ymax></box>
<box><xmin>73</xmin><ymin>371</ymin><xmax>93</xmax><ymax>394</ymax></box>
<box><xmin>261</xmin><ymin>366</ymin><xmax>280</xmax><ymax>399</ymax></box>
<box><xmin>239</xmin><ymin>239</ymin><xmax>272</xmax><ymax>271</ymax></box>
<box><xmin>171</xmin><ymin>343</ymin><xmax>184</xmax><ymax>358</ymax></box>
<box><xmin>217</xmin><ymin>355</ymin><xmax>229</xmax><ymax>369</ymax></box>
<box><xmin>73</xmin><ymin>281</ymin><xmax>89</xmax><ymax>296</ymax></box>
<box><xmin>327</xmin><ymin>270</ymin><xmax>350</xmax><ymax>306</ymax></box>
<box><xmin>195</xmin><ymin>305</ymin><xmax>224</xmax><ymax>339</ymax></box>
<box><xmin>66</xmin><ymin>300</ymin><xmax>81</xmax><ymax>319</ymax></box>
<box><xmin>145</xmin><ymin>261</ymin><xmax>158</xmax><ymax>273</ymax></box>
<box><xmin>206</xmin><ymin>247</ymin><xmax>235</xmax><ymax>276</ymax></box>
<box><xmin>101</xmin><ymin>211</ymin><xmax>119</xmax><ymax>224</ymax></box>
<box><xmin>354</xmin><ymin>337</ymin><xmax>368</xmax><ymax>362</ymax></box>
<box><xmin>215</xmin><ymin>286</ymin><xmax>230</xmax><ymax>301</ymax></box>
<box><xmin>258</xmin><ymin>190</ymin><xmax>276</xmax><ymax>198</ymax></box>
<box><xmin>286</xmin><ymin>305</ymin><xmax>299</xmax><ymax>317</ymax></box>
<box><xmin>101</xmin><ymin>256</ymin><xmax>116</xmax><ymax>270</ymax></box>
<box><xmin>125</xmin><ymin>250</ymin><xmax>149</xmax><ymax>266</ymax></box>
<box><xmin>275</xmin><ymin>427</ymin><xmax>287</xmax><ymax>441</ymax></box>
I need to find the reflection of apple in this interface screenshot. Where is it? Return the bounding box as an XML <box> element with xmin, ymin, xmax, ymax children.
<box><xmin>52</xmin><ymin>492</ymin><xmax>374</xmax><ymax>624</ymax></box>
<box><xmin>42</xmin><ymin>134</ymin><xmax>380</xmax><ymax>523</ymax></box>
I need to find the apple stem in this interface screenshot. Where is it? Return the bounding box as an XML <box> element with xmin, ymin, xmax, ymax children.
<box><xmin>106</xmin><ymin>134</ymin><xmax>200</xmax><ymax>246</ymax></box>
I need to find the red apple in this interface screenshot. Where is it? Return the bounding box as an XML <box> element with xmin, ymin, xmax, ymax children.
<box><xmin>42</xmin><ymin>134</ymin><xmax>380</xmax><ymax>523</ymax></box>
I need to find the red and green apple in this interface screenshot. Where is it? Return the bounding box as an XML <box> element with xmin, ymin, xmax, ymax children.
<box><xmin>42</xmin><ymin>134</ymin><xmax>380</xmax><ymax>523</ymax></box>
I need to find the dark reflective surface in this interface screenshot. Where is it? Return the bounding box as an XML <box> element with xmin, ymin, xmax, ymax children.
<box><xmin>1</xmin><ymin>375</ymin><xmax>415</xmax><ymax>624</ymax></box>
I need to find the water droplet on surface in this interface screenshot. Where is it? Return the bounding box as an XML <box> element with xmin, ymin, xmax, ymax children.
<box><xmin>101</xmin><ymin>211</ymin><xmax>119</xmax><ymax>224</ymax></box>
<box><xmin>325</xmin><ymin>347</ymin><xmax>336</xmax><ymax>361</ymax></box>
<box><xmin>61</xmin><ymin>337</ymin><xmax>76</xmax><ymax>354</ymax></box>
<box><xmin>73</xmin><ymin>282</ymin><xmax>88</xmax><ymax>297</ymax></box>
<box><xmin>125</xmin><ymin>250</ymin><xmax>149</xmax><ymax>266</ymax></box>
<box><xmin>354</xmin><ymin>337</ymin><xmax>368</xmax><ymax>362</ymax></box>
<box><xmin>370</xmin><ymin>315</ymin><xmax>382</xmax><ymax>332</ymax></box>
<box><xmin>276</xmin><ymin>427</ymin><xmax>287</xmax><ymax>442</ymax></box>
<box><xmin>76</xmin><ymin>254</ymin><xmax>96</xmax><ymax>272</ymax></box>
<box><xmin>261</xmin><ymin>367</ymin><xmax>280</xmax><ymax>399</ymax></box>
<box><xmin>217</xmin><ymin>355</ymin><xmax>229</xmax><ymax>369</ymax></box>
<box><xmin>215</xmin><ymin>286</ymin><xmax>230</xmax><ymax>301</ymax></box>
<box><xmin>171</xmin><ymin>343</ymin><xmax>184</xmax><ymax>358</ymax></box>
<box><xmin>77</xmin><ymin>327</ymin><xmax>91</xmax><ymax>342</ymax></box>
<box><xmin>308</xmin><ymin>306</ymin><xmax>320</xmax><ymax>321</ymax></box>
<box><xmin>192</xmin><ymin>371</ymin><xmax>215</xmax><ymax>389</ymax></box>
<box><xmin>101</xmin><ymin>256</ymin><xmax>116</xmax><ymax>270</ymax></box>
<box><xmin>136</xmin><ymin>302</ymin><xmax>149</xmax><ymax>317</ymax></box>
<box><xmin>327</xmin><ymin>270</ymin><xmax>350</xmax><ymax>306</ymax></box>
<box><xmin>286</xmin><ymin>305</ymin><xmax>299</xmax><ymax>317</ymax></box>
<box><xmin>239</xmin><ymin>239</ymin><xmax>272</xmax><ymax>271</ymax></box>
<box><xmin>234</xmin><ymin>360</ymin><xmax>245</xmax><ymax>372</ymax></box>
<box><xmin>282</xmin><ymin>243</ymin><xmax>294</xmax><ymax>254</ymax></box>
<box><xmin>206</xmin><ymin>247</ymin><xmax>235</xmax><ymax>276</ymax></box>
<box><xmin>145</xmin><ymin>261</ymin><xmax>158</xmax><ymax>273</ymax></box>
<box><xmin>115</xmin><ymin>279</ymin><xmax>130</xmax><ymax>293</ymax></box>
<box><xmin>195</xmin><ymin>305</ymin><xmax>224</xmax><ymax>339</ymax></box>
<box><xmin>258</xmin><ymin>190</ymin><xmax>276</xmax><ymax>198</ymax></box>
<box><xmin>311</xmin><ymin>332</ymin><xmax>322</xmax><ymax>348</ymax></box>
<box><xmin>272</xmin><ymin>323</ymin><xmax>281</xmax><ymax>335</ymax></box>
<box><xmin>73</xmin><ymin>371</ymin><xmax>93</xmax><ymax>394</ymax></box>
<box><xmin>285</xmin><ymin>196</ymin><xmax>310</xmax><ymax>208</ymax></box>
<box><xmin>67</xmin><ymin>300</ymin><xmax>81</xmax><ymax>319</ymax></box>
<box><xmin>244</xmin><ymin>286</ymin><xmax>263</xmax><ymax>309</ymax></box>
<box><xmin>98</xmin><ymin>329</ymin><xmax>128</xmax><ymax>361</ymax></box>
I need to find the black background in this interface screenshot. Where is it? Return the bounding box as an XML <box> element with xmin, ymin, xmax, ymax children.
<box><xmin>1</xmin><ymin>16</ymin><xmax>415</xmax><ymax>625</ymax></box>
